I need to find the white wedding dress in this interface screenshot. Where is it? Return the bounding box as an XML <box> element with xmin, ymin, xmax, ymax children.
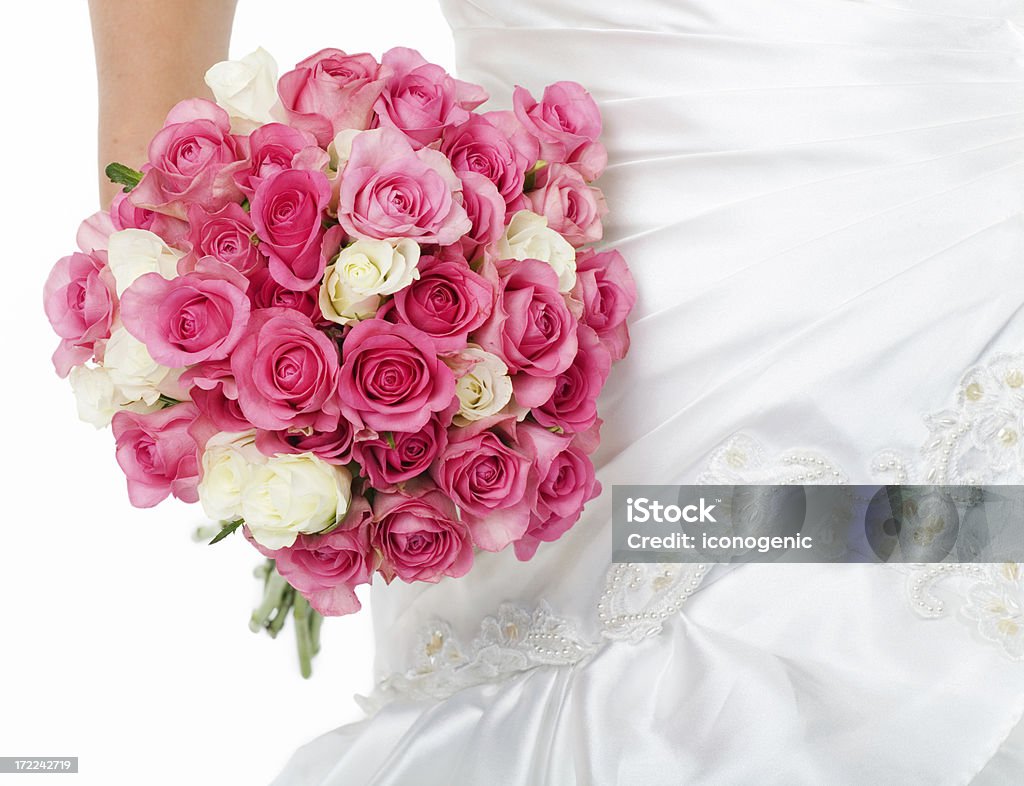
<box><xmin>274</xmin><ymin>1</ymin><xmax>1024</xmax><ymax>783</ymax></box>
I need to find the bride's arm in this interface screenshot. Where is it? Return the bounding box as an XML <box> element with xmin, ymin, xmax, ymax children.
<box><xmin>88</xmin><ymin>0</ymin><xmax>238</xmax><ymax>206</ymax></box>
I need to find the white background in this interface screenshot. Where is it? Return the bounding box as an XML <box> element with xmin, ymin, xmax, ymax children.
<box><xmin>0</xmin><ymin>3</ymin><xmax>454</xmax><ymax>784</ymax></box>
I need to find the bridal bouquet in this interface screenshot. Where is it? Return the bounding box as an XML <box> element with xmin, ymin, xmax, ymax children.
<box><xmin>43</xmin><ymin>46</ymin><xmax>635</xmax><ymax>675</ymax></box>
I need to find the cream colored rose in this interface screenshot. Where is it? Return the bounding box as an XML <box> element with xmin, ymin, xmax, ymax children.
<box><xmin>454</xmin><ymin>348</ymin><xmax>514</xmax><ymax>425</ymax></box>
<box><xmin>102</xmin><ymin>327</ymin><xmax>176</xmax><ymax>406</ymax></box>
<box><xmin>204</xmin><ymin>47</ymin><xmax>279</xmax><ymax>133</ymax></box>
<box><xmin>495</xmin><ymin>210</ymin><xmax>577</xmax><ymax>292</ymax></box>
<box><xmin>68</xmin><ymin>364</ymin><xmax>160</xmax><ymax>428</ymax></box>
<box><xmin>319</xmin><ymin>238</ymin><xmax>421</xmax><ymax>324</ymax></box>
<box><xmin>198</xmin><ymin>431</ymin><xmax>263</xmax><ymax>523</ymax></box>
<box><xmin>240</xmin><ymin>453</ymin><xmax>353</xmax><ymax>549</ymax></box>
<box><xmin>107</xmin><ymin>229</ymin><xmax>182</xmax><ymax>296</ymax></box>
<box><xmin>328</xmin><ymin>129</ymin><xmax>363</xmax><ymax>173</ymax></box>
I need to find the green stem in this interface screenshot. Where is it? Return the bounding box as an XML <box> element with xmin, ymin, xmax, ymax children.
<box><xmin>250</xmin><ymin>569</ymin><xmax>289</xmax><ymax>633</ymax></box>
<box><xmin>310</xmin><ymin>608</ymin><xmax>323</xmax><ymax>657</ymax></box>
<box><xmin>267</xmin><ymin>586</ymin><xmax>294</xmax><ymax>639</ymax></box>
<box><xmin>293</xmin><ymin>594</ymin><xmax>313</xmax><ymax>679</ymax></box>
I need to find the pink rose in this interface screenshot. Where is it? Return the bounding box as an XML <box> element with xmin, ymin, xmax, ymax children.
<box><xmin>181</xmin><ymin>360</ymin><xmax>251</xmax><ymax>433</ymax></box>
<box><xmin>246</xmin><ymin>267</ymin><xmax>321</xmax><ymax>322</ymax></box>
<box><xmin>371</xmin><ymin>481</ymin><xmax>473</xmax><ymax>583</ymax></box>
<box><xmin>43</xmin><ymin>251</ymin><xmax>116</xmax><ymax>376</ymax></box>
<box><xmin>337</xmin><ymin>127</ymin><xmax>471</xmax><ymax>245</ymax></box>
<box><xmin>251</xmin><ymin>496</ymin><xmax>375</xmax><ymax>616</ymax></box>
<box><xmin>533</xmin><ymin>325</ymin><xmax>611</xmax><ymax>434</ymax></box>
<box><xmin>514</xmin><ymin>437</ymin><xmax>600</xmax><ymax>561</ymax></box>
<box><xmin>472</xmin><ymin>258</ymin><xmax>578</xmax><ymax>408</ymax></box>
<box><xmin>430</xmin><ymin>416</ymin><xmax>536</xmax><ymax>551</ymax></box>
<box><xmin>112</xmin><ymin>403</ymin><xmax>201</xmax><ymax>507</ymax></box>
<box><xmin>513</xmin><ymin>82</ymin><xmax>607</xmax><ymax>180</ymax></box>
<box><xmin>441</xmin><ymin>114</ymin><xmax>535</xmax><ymax>209</ymax></box>
<box><xmin>379</xmin><ymin>250</ymin><xmax>494</xmax><ymax>352</ymax></box>
<box><xmin>120</xmin><ymin>259</ymin><xmax>251</xmax><ymax>367</ymax></box>
<box><xmin>572</xmin><ymin>248</ymin><xmax>637</xmax><ymax>361</ymax></box>
<box><xmin>458</xmin><ymin>171</ymin><xmax>506</xmax><ymax>260</ymax></box>
<box><xmin>527</xmin><ymin>163</ymin><xmax>608</xmax><ymax>247</ymax></box>
<box><xmin>255</xmin><ymin>420</ymin><xmax>359</xmax><ymax>465</ymax></box>
<box><xmin>232</xmin><ymin>122</ymin><xmax>317</xmax><ymax>197</ymax></box>
<box><xmin>182</xmin><ymin>203</ymin><xmax>265</xmax><ymax>275</ymax></box>
<box><xmin>251</xmin><ymin>168</ymin><xmax>332</xmax><ymax>292</ymax></box>
<box><xmin>338</xmin><ymin>319</ymin><xmax>456</xmax><ymax>433</ymax></box>
<box><xmin>373</xmin><ymin>47</ymin><xmax>487</xmax><ymax>148</ymax></box>
<box><xmin>110</xmin><ymin>193</ymin><xmax>188</xmax><ymax>246</ymax></box>
<box><xmin>277</xmin><ymin>49</ymin><xmax>387</xmax><ymax>145</ymax></box>
<box><xmin>130</xmin><ymin>99</ymin><xmax>243</xmax><ymax>219</ymax></box>
<box><xmin>231</xmin><ymin>307</ymin><xmax>342</xmax><ymax>431</ymax></box>
<box><xmin>353</xmin><ymin>410</ymin><xmax>451</xmax><ymax>492</ymax></box>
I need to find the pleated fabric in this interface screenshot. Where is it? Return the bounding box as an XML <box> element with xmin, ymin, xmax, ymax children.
<box><xmin>272</xmin><ymin>3</ymin><xmax>1024</xmax><ymax>783</ymax></box>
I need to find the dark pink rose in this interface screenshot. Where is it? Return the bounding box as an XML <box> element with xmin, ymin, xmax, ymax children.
<box><xmin>251</xmin><ymin>168</ymin><xmax>332</xmax><ymax>291</ymax></box>
<box><xmin>112</xmin><ymin>403</ymin><xmax>201</xmax><ymax>508</ymax></box>
<box><xmin>373</xmin><ymin>47</ymin><xmax>487</xmax><ymax>148</ymax></box>
<box><xmin>43</xmin><ymin>251</ymin><xmax>116</xmax><ymax>377</ymax></box>
<box><xmin>277</xmin><ymin>49</ymin><xmax>387</xmax><ymax>145</ymax></box>
<box><xmin>353</xmin><ymin>410</ymin><xmax>451</xmax><ymax>492</ymax></box>
<box><xmin>120</xmin><ymin>259</ymin><xmax>251</xmax><ymax>367</ymax></box>
<box><xmin>255</xmin><ymin>420</ymin><xmax>359</xmax><ymax>465</ymax></box>
<box><xmin>181</xmin><ymin>360</ymin><xmax>251</xmax><ymax>433</ymax></box>
<box><xmin>130</xmin><ymin>99</ymin><xmax>243</xmax><ymax>219</ymax></box>
<box><xmin>246</xmin><ymin>267</ymin><xmax>320</xmax><ymax>322</ymax></box>
<box><xmin>338</xmin><ymin>319</ymin><xmax>456</xmax><ymax>433</ymax></box>
<box><xmin>182</xmin><ymin>203</ymin><xmax>265</xmax><ymax>275</ymax></box>
<box><xmin>472</xmin><ymin>258</ymin><xmax>578</xmax><ymax>408</ymax></box>
<box><xmin>527</xmin><ymin>163</ymin><xmax>608</xmax><ymax>247</ymax></box>
<box><xmin>513</xmin><ymin>82</ymin><xmax>607</xmax><ymax>180</ymax></box>
<box><xmin>379</xmin><ymin>250</ymin><xmax>494</xmax><ymax>352</ymax></box>
<box><xmin>337</xmin><ymin>127</ymin><xmax>471</xmax><ymax>245</ymax></box>
<box><xmin>572</xmin><ymin>248</ymin><xmax>637</xmax><ymax>361</ymax></box>
<box><xmin>232</xmin><ymin>122</ymin><xmax>317</xmax><ymax>197</ymax></box>
<box><xmin>534</xmin><ymin>325</ymin><xmax>611</xmax><ymax>434</ymax></box>
<box><xmin>250</xmin><ymin>496</ymin><xmax>375</xmax><ymax>616</ymax></box>
<box><xmin>441</xmin><ymin>113</ymin><xmax>534</xmax><ymax>209</ymax></box>
<box><xmin>231</xmin><ymin>307</ymin><xmax>342</xmax><ymax>431</ymax></box>
<box><xmin>458</xmin><ymin>171</ymin><xmax>506</xmax><ymax>260</ymax></box>
<box><xmin>514</xmin><ymin>434</ymin><xmax>600</xmax><ymax>561</ymax></box>
<box><xmin>430</xmin><ymin>416</ymin><xmax>536</xmax><ymax>551</ymax></box>
<box><xmin>371</xmin><ymin>481</ymin><xmax>473</xmax><ymax>583</ymax></box>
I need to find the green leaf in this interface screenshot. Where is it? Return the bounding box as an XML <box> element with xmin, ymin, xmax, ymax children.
<box><xmin>523</xmin><ymin>160</ymin><xmax>548</xmax><ymax>192</ymax></box>
<box><xmin>105</xmin><ymin>162</ymin><xmax>143</xmax><ymax>192</ymax></box>
<box><xmin>208</xmin><ymin>519</ymin><xmax>244</xmax><ymax>545</ymax></box>
<box><xmin>384</xmin><ymin>432</ymin><xmax>396</xmax><ymax>449</ymax></box>
<box><xmin>157</xmin><ymin>395</ymin><xmax>182</xmax><ymax>408</ymax></box>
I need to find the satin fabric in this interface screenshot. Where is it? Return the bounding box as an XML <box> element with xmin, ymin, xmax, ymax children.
<box><xmin>273</xmin><ymin>2</ymin><xmax>1024</xmax><ymax>783</ymax></box>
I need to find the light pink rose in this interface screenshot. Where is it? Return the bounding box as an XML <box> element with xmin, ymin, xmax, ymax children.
<box><xmin>430</xmin><ymin>416</ymin><xmax>536</xmax><ymax>551</ymax></box>
<box><xmin>371</xmin><ymin>481</ymin><xmax>473</xmax><ymax>583</ymax></box>
<box><xmin>533</xmin><ymin>325</ymin><xmax>611</xmax><ymax>434</ymax></box>
<box><xmin>527</xmin><ymin>163</ymin><xmax>608</xmax><ymax>247</ymax></box>
<box><xmin>180</xmin><ymin>359</ymin><xmax>251</xmax><ymax>433</ymax></box>
<box><xmin>109</xmin><ymin>194</ymin><xmax>189</xmax><ymax>247</ymax></box>
<box><xmin>130</xmin><ymin>99</ymin><xmax>243</xmax><ymax>219</ymax></box>
<box><xmin>374</xmin><ymin>47</ymin><xmax>487</xmax><ymax>148</ymax></box>
<box><xmin>43</xmin><ymin>251</ymin><xmax>117</xmax><ymax>376</ymax></box>
<box><xmin>441</xmin><ymin>113</ymin><xmax>536</xmax><ymax>209</ymax></box>
<box><xmin>458</xmin><ymin>171</ymin><xmax>506</xmax><ymax>260</ymax></box>
<box><xmin>472</xmin><ymin>257</ymin><xmax>579</xmax><ymax>408</ymax></box>
<box><xmin>246</xmin><ymin>267</ymin><xmax>321</xmax><ymax>322</ymax></box>
<box><xmin>182</xmin><ymin>203</ymin><xmax>265</xmax><ymax>276</ymax></box>
<box><xmin>232</xmin><ymin>122</ymin><xmax>318</xmax><ymax>198</ymax></box>
<box><xmin>112</xmin><ymin>402</ymin><xmax>201</xmax><ymax>507</ymax></box>
<box><xmin>338</xmin><ymin>319</ymin><xmax>456</xmax><ymax>433</ymax></box>
<box><xmin>277</xmin><ymin>49</ymin><xmax>387</xmax><ymax>145</ymax></box>
<box><xmin>251</xmin><ymin>168</ymin><xmax>332</xmax><ymax>292</ymax></box>
<box><xmin>255</xmin><ymin>420</ymin><xmax>360</xmax><ymax>465</ymax></box>
<box><xmin>353</xmin><ymin>409</ymin><xmax>452</xmax><ymax>492</ymax></box>
<box><xmin>572</xmin><ymin>248</ymin><xmax>637</xmax><ymax>361</ymax></box>
<box><xmin>249</xmin><ymin>496</ymin><xmax>375</xmax><ymax>616</ymax></box>
<box><xmin>337</xmin><ymin>127</ymin><xmax>471</xmax><ymax>245</ymax></box>
<box><xmin>513</xmin><ymin>82</ymin><xmax>607</xmax><ymax>180</ymax></box>
<box><xmin>378</xmin><ymin>249</ymin><xmax>494</xmax><ymax>352</ymax></box>
<box><xmin>231</xmin><ymin>307</ymin><xmax>342</xmax><ymax>431</ymax></box>
<box><xmin>120</xmin><ymin>258</ymin><xmax>251</xmax><ymax>367</ymax></box>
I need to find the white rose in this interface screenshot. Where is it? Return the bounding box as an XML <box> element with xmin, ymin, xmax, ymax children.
<box><xmin>319</xmin><ymin>238</ymin><xmax>421</xmax><ymax>324</ymax></box>
<box><xmin>107</xmin><ymin>229</ymin><xmax>182</xmax><ymax>296</ymax></box>
<box><xmin>68</xmin><ymin>364</ymin><xmax>160</xmax><ymax>428</ymax></box>
<box><xmin>496</xmin><ymin>210</ymin><xmax>577</xmax><ymax>292</ymax></box>
<box><xmin>204</xmin><ymin>47</ymin><xmax>279</xmax><ymax>133</ymax></box>
<box><xmin>241</xmin><ymin>453</ymin><xmax>353</xmax><ymax>549</ymax></box>
<box><xmin>102</xmin><ymin>327</ymin><xmax>175</xmax><ymax>406</ymax></box>
<box><xmin>328</xmin><ymin>129</ymin><xmax>363</xmax><ymax>173</ymax></box>
<box><xmin>454</xmin><ymin>348</ymin><xmax>514</xmax><ymax>425</ymax></box>
<box><xmin>198</xmin><ymin>431</ymin><xmax>263</xmax><ymax>523</ymax></box>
